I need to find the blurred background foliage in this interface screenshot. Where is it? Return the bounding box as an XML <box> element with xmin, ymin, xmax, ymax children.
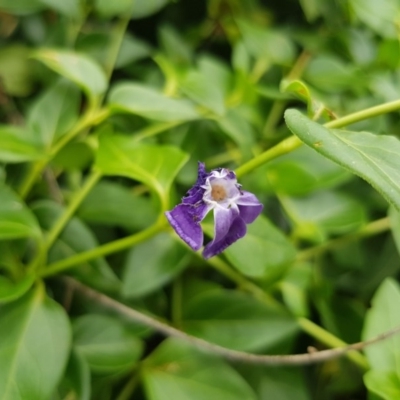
<box><xmin>1</xmin><ymin>0</ymin><xmax>400</xmax><ymax>399</ymax></box>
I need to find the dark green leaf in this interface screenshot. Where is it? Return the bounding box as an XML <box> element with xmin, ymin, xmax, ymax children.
<box><xmin>0</xmin><ymin>274</ymin><xmax>35</xmax><ymax>303</ymax></box>
<box><xmin>182</xmin><ymin>289</ymin><xmax>299</xmax><ymax>352</ymax></box>
<box><xmin>142</xmin><ymin>338</ymin><xmax>257</xmax><ymax>400</ymax></box>
<box><xmin>121</xmin><ymin>232</ymin><xmax>191</xmax><ymax>298</ymax></box>
<box><xmin>0</xmin><ymin>284</ymin><xmax>71</xmax><ymax>400</ymax></box>
<box><xmin>215</xmin><ymin>215</ymin><xmax>296</xmax><ymax>279</ymax></box>
<box><xmin>34</xmin><ymin>49</ymin><xmax>107</xmax><ymax>97</ymax></box>
<box><xmin>131</xmin><ymin>0</ymin><xmax>169</xmax><ymax>19</ymax></box>
<box><xmin>0</xmin><ymin>183</ymin><xmax>41</xmax><ymax>240</ymax></box>
<box><xmin>285</xmin><ymin>109</ymin><xmax>400</xmax><ymax>211</ymax></box>
<box><xmin>108</xmin><ymin>83</ymin><xmax>199</xmax><ymax>121</ymax></box>
<box><xmin>96</xmin><ymin>134</ymin><xmax>189</xmax><ymax>206</ymax></box>
<box><xmin>73</xmin><ymin>314</ymin><xmax>143</xmax><ymax>374</ymax></box>
<box><xmin>38</xmin><ymin>0</ymin><xmax>82</xmax><ymax>18</ymax></box>
<box><xmin>0</xmin><ymin>0</ymin><xmax>44</xmax><ymax>14</ymax></box>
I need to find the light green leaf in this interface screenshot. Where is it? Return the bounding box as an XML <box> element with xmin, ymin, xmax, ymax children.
<box><xmin>365</xmin><ymin>370</ymin><xmax>400</xmax><ymax>400</ymax></box>
<box><xmin>0</xmin><ymin>284</ymin><xmax>71</xmax><ymax>400</ymax></box>
<box><xmin>78</xmin><ymin>181</ymin><xmax>157</xmax><ymax>231</ymax></box>
<box><xmin>27</xmin><ymin>79</ymin><xmax>80</xmax><ymax>147</ymax></box>
<box><xmin>0</xmin><ymin>274</ymin><xmax>35</xmax><ymax>303</ymax></box>
<box><xmin>285</xmin><ymin>109</ymin><xmax>400</xmax><ymax>211</ymax></box>
<box><xmin>362</xmin><ymin>278</ymin><xmax>400</xmax><ymax>371</ymax></box>
<box><xmin>73</xmin><ymin>314</ymin><xmax>143</xmax><ymax>374</ymax></box>
<box><xmin>122</xmin><ymin>232</ymin><xmax>191</xmax><ymax>298</ymax></box>
<box><xmin>0</xmin><ymin>184</ymin><xmax>41</xmax><ymax>240</ymax></box>
<box><xmin>34</xmin><ymin>49</ymin><xmax>107</xmax><ymax>97</ymax></box>
<box><xmin>0</xmin><ymin>45</ymin><xmax>34</xmax><ymax>96</ymax></box>
<box><xmin>115</xmin><ymin>33</ymin><xmax>152</xmax><ymax>68</ymax></box>
<box><xmin>0</xmin><ymin>125</ymin><xmax>44</xmax><ymax>163</ymax></box>
<box><xmin>108</xmin><ymin>83</ymin><xmax>199</xmax><ymax>121</ymax></box>
<box><xmin>0</xmin><ymin>0</ymin><xmax>44</xmax><ymax>14</ymax></box>
<box><xmin>96</xmin><ymin>134</ymin><xmax>189</xmax><ymax>205</ymax></box>
<box><xmin>218</xmin><ymin>215</ymin><xmax>296</xmax><ymax>279</ymax></box>
<box><xmin>94</xmin><ymin>0</ymin><xmax>131</xmax><ymax>17</ymax></box>
<box><xmin>142</xmin><ymin>338</ymin><xmax>257</xmax><ymax>400</ymax></box>
<box><xmin>281</xmin><ymin>190</ymin><xmax>366</xmax><ymax>242</ymax></box>
<box><xmin>39</xmin><ymin>0</ymin><xmax>82</xmax><ymax>17</ymax></box>
<box><xmin>131</xmin><ymin>0</ymin><xmax>169</xmax><ymax>19</ymax></box>
<box><xmin>182</xmin><ymin>289</ymin><xmax>299</xmax><ymax>352</ymax></box>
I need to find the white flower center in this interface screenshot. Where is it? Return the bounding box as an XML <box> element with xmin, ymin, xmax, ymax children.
<box><xmin>202</xmin><ymin>171</ymin><xmax>240</xmax><ymax>209</ymax></box>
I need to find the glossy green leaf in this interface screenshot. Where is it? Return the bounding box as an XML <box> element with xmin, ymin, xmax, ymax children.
<box><xmin>142</xmin><ymin>338</ymin><xmax>257</xmax><ymax>400</ymax></box>
<box><xmin>33</xmin><ymin>200</ymin><xmax>120</xmax><ymax>292</ymax></box>
<box><xmin>281</xmin><ymin>190</ymin><xmax>366</xmax><ymax>242</ymax></box>
<box><xmin>27</xmin><ymin>79</ymin><xmax>80</xmax><ymax>147</ymax></box>
<box><xmin>266</xmin><ymin>145</ymin><xmax>351</xmax><ymax>196</ymax></box>
<box><xmin>122</xmin><ymin>232</ymin><xmax>191</xmax><ymax>298</ymax></box>
<box><xmin>179</xmin><ymin>69</ymin><xmax>225</xmax><ymax>115</ymax></box>
<box><xmin>59</xmin><ymin>350</ymin><xmax>91</xmax><ymax>400</ymax></box>
<box><xmin>108</xmin><ymin>83</ymin><xmax>199</xmax><ymax>121</ymax></box>
<box><xmin>0</xmin><ymin>284</ymin><xmax>71</xmax><ymax>400</ymax></box>
<box><xmin>78</xmin><ymin>181</ymin><xmax>157</xmax><ymax>231</ymax></box>
<box><xmin>217</xmin><ymin>215</ymin><xmax>296</xmax><ymax>279</ymax></box>
<box><xmin>0</xmin><ymin>184</ymin><xmax>41</xmax><ymax>240</ymax></box>
<box><xmin>34</xmin><ymin>49</ymin><xmax>107</xmax><ymax>97</ymax></box>
<box><xmin>0</xmin><ymin>125</ymin><xmax>44</xmax><ymax>163</ymax></box>
<box><xmin>73</xmin><ymin>314</ymin><xmax>143</xmax><ymax>374</ymax></box>
<box><xmin>39</xmin><ymin>0</ymin><xmax>81</xmax><ymax>17</ymax></box>
<box><xmin>365</xmin><ymin>370</ymin><xmax>400</xmax><ymax>400</ymax></box>
<box><xmin>285</xmin><ymin>109</ymin><xmax>400</xmax><ymax>211</ymax></box>
<box><xmin>362</xmin><ymin>278</ymin><xmax>400</xmax><ymax>370</ymax></box>
<box><xmin>96</xmin><ymin>134</ymin><xmax>189</xmax><ymax>204</ymax></box>
<box><xmin>0</xmin><ymin>274</ymin><xmax>35</xmax><ymax>303</ymax></box>
<box><xmin>182</xmin><ymin>289</ymin><xmax>299</xmax><ymax>351</ymax></box>
<box><xmin>0</xmin><ymin>45</ymin><xmax>34</xmax><ymax>96</ymax></box>
<box><xmin>131</xmin><ymin>0</ymin><xmax>169</xmax><ymax>19</ymax></box>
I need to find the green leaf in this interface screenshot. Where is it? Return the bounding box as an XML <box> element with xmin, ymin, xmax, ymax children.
<box><xmin>179</xmin><ymin>69</ymin><xmax>225</xmax><ymax>115</ymax></box>
<box><xmin>362</xmin><ymin>278</ymin><xmax>400</xmax><ymax>371</ymax></box>
<box><xmin>0</xmin><ymin>284</ymin><xmax>71</xmax><ymax>400</ymax></box>
<box><xmin>115</xmin><ymin>33</ymin><xmax>153</xmax><ymax>68</ymax></box>
<box><xmin>96</xmin><ymin>134</ymin><xmax>189</xmax><ymax>206</ymax></box>
<box><xmin>78</xmin><ymin>181</ymin><xmax>157</xmax><ymax>231</ymax></box>
<box><xmin>121</xmin><ymin>232</ymin><xmax>191</xmax><ymax>298</ymax></box>
<box><xmin>33</xmin><ymin>200</ymin><xmax>120</xmax><ymax>293</ymax></box>
<box><xmin>34</xmin><ymin>49</ymin><xmax>107</xmax><ymax>98</ymax></box>
<box><xmin>285</xmin><ymin>109</ymin><xmax>400</xmax><ymax>211</ymax></box>
<box><xmin>73</xmin><ymin>314</ymin><xmax>143</xmax><ymax>374</ymax></box>
<box><xmin>27</xmin><ymin>79</ymin><xmax>80</xmax><ymax>147</ymax></box>
<box><xmin>0</xmin><ymin>183</ymin><xmax>41</xmax><ymax>240</ymax></box>
<box><xmin>38</xmin><ymin>0</ymin><xmax>82</xmax><ymax>17</ymax></box>
<box><xmin>365</xmin><ymin>370</ymin><xmax>400</xmax><ymax>400</ymax></box>
<box><xmin>131</xmin><ymin>0</ymin><xmax>169</xmax><ymax>19</ymax></box>
<box><xmin>59</xmin><ymin>350</ymin><xmax>91</xmax><ymax>400</ymax></box>
<box><xmin>94</xmin><ymin>0</ymin><xmax>131</xmax><ymax>17</ymax></box>
<box><xmin>0</xmin><ymin>274</ymin><xmax>35</xmax><ymax>303</ymax></box>
<box><xmin>182</xmin><ymin>289</ymin><xmax>299</xmax><ymax>351</ymax></box>
<box><xmin>281</xmin><ymin>190</ymin><xmax>366</xmax><ymax>242</ymax></box>
<box><xmin>142</xmin><ymin>338</ymin><xmax>257</xmax><ymax>400</ymax></box>
<box><xmin>0</xmin><ymin>0</ymin><xmax>44</xmax><ymax>14</ymax></box>
<box><xmin>108</xmin><ymin>83</ymin><xmax>199</xmax><ymax>121</ymax></box>
<box><xmin>0</xmin><ymin>45</ymin><xmax>34</xmax><ymax>96</ymax></box>
<box><xmin>216</xmin><ymin>215</ymin><xmax>296</xmax><ymax>279</ymax></box>
<box><xmin>0</xmin><ymin>125</ymin><xmax>44</xmax><ymax>163</ymax></box>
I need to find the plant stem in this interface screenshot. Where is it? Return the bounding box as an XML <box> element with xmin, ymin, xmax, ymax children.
<box><xmin>297</xmin><ymin>318</ymin><xmax>369</xmax><ymax>369</ymax></box>
<box><xmin>297</xmin><ymin>217</ymin><xmax>390</xmax><ymax>261</ymax></box>
<box><xmin>44</xmin><ymin>170</ymin><xmax>103</xmax><ymax>252</ymax></box>
<box><xmin>236</xmin><ymin>98</ymin><xmax>400</xmax><ymax>178</ymax></box>
<box><xmin>132</xmin><ymin>121</ymin><xmax>183</xmax><ymax>142</ymax></box>
<box><xmin>40</xmin><ymin>220</ymin><xmax>167</xmax><ymax>277</ymax></box>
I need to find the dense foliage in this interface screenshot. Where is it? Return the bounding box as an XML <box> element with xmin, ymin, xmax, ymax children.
<box><xmin>2</xmin><ymin>0</ymin><xmax>400</xmax><ymax>399</ymax></box>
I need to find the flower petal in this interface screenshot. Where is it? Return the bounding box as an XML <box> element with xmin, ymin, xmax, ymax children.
<box><xmin>235</xmin><ymin>191</ymin><xmax>263</xmax><ymax>206</ymax></box>
<box><xmin>165</xmin><ymin>204</ymin><xmax>206</xmax><ymax>250</ymax></box>
<box><xmin>203</xmin><ymin>212</ymin><xmax>246</xmax><ymax>259</ymax></box>
<box><xmin>182</xmin><ymin>162</ymin><xmax>208</xmax><ymax>205</ymax></box>
<box><xmin>238</xmin><ymin>204</ymin><xmax>263</xmax><ymax>224</ymax></box>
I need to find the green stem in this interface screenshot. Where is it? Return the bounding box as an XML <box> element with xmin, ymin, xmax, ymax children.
<box><xmin>262</xmin><ymin>100</ymin><xmax>286</xmax><ymax>137</ymax></box>
<box><xmin>236</xmin><ymin>98</ymin><xmax>400</xmax><ymax>178</ymax></box>
<box><xmin>133</xmin><ymin>121</ymin><xmax>183</xmax><ymax>142</ymax></box>
<box><xmin>40</xmin><ymin>220</ymin><xmax>167</xmax><ymax>277</ymax></box>
<box><xmin>44</xmin><ymin>170</ymin><xmax>103</xmax><ymax>252</ymax></box>
<box><xmin>297</xmin><ymin>217</ymin><xmax>390</xmax><ymax>262</ymax></box>
<box><xmin>297</xmin><ymin>318</ymin><xmax>369</xmax><ymax>369</ymax></box>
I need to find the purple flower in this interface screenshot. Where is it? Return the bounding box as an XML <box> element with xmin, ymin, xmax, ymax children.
<box><xmin>165</xmin><ymin>162</ymin><xmax>263</xmax><ymax>259</ymax></box>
